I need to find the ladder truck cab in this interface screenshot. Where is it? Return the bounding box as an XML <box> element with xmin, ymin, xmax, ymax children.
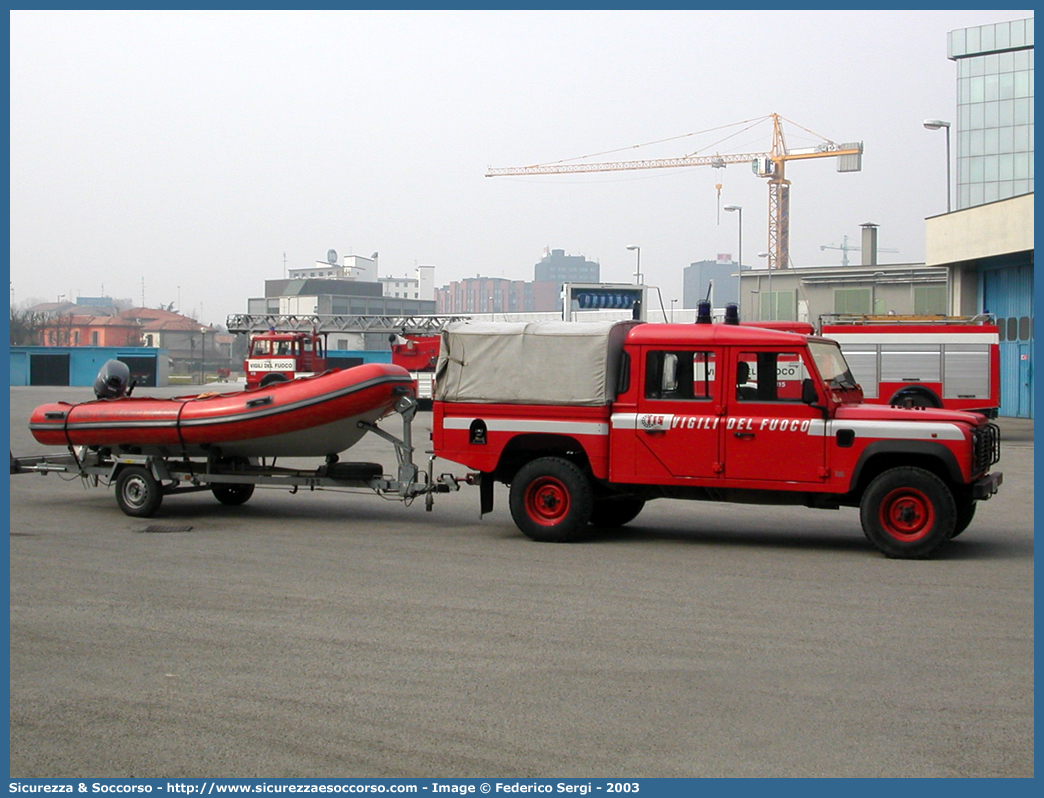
<box><xmin>244</xmin><ymin>329</ymin><xmax>327</xmax><ymax>388</ymax></box>
<box><xmin>431</xmin><ymin>306</ymin><xmax>1002</xmax><ymax>559</ymax></box>
<box><xmin>389</xmin><ymin>332</ymin><xmax>441</xmax><ymax>405</ymax></box>
<box><xmin>818</xmin><ymin>315</ymin><xmax>1000</xmax><ymax>417</ymax></box>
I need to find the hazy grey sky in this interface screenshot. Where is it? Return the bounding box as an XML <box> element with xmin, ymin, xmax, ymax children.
<box><xmin>9</xmin><ymin>9</ymin><xmax>1031</xmax><ymax>326</ymax></box>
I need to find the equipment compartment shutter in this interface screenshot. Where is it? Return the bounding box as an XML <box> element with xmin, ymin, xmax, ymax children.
<box><xmin>29</xmin><ymin>353</ymin><xmax>70</xmax><ymax>386</ymax></box>
<box><xmin>327</xmin><ymin>356</ymin><xmax>364</xmax><ymax>370</ymax></box>
<box><xmin>943</xmin><ymin>344</ymin><xmax>991</xmax><ymax>399</ymax></box>
<box><xmin>116</xmin><ymin>355</ymin><xmax>157</xmax><ymax>387</ymax></box>
<box><xmin>880</xmin><ymin>344</ymin><xmax>941</xmax><ymax>382</ymax></box>
<box><xmin>839</xmin><ymin>343</ymin><xmax>879</xmax><ymax>398</ymax></box>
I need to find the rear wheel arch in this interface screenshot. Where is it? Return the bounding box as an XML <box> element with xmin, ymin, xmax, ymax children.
<box><xmin>494</xmin><ymin>433</ymin><xmax>592</xmax><ymax>484</ymax></box>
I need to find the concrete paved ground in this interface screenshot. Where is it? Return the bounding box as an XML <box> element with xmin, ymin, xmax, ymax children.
<box><xmin>7</xmin><ymin>386</ymin><xmax>1034</xmax><ymax>777</ymax></box>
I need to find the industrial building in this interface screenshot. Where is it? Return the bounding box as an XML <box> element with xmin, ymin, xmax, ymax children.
<box><xmin>736</xmin><ymin>17</ymin><xmax>1033</xmax><ymax>418</ymax></box>
<box><xmin>926</xmin><ymin>16</ymin><xmax>1034</xmax><ymax>418</ymax></box>
<box><xmin>435</xmin><ymin>249</ymin><xmax>600</xmax><ymax>314</ymax></box>
<box><xmin>683</xmin><ymin>256</ymin><xmax>748</xmax><ymax>309</ymax></box>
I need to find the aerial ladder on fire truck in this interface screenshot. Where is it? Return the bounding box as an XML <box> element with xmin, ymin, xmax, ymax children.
<box><xmin>486</xmin><ymin>113</ymin><xmax>863</xmax><ymax>273</ymax></box>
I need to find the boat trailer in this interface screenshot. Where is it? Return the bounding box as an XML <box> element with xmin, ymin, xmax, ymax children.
<box><xmin>10</xmin><ymin>396</ymin><xmax>467</xmax><ymax>518</ymax></box>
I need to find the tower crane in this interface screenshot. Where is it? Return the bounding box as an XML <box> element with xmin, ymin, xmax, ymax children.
<box><xmin>486</xmin><ymin>113</ymin><xmax>863</xmax><ymax>272</ymax></box>
<box><xmin>821</xmin><ymin>234</ymin><xmax>898</xmax><ymax>268</ymax></box>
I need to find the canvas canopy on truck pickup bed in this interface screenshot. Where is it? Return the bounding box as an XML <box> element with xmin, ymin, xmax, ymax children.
<box><xmin>434</xmin><ymin>320</ymin><xmax>640</xmax><ymax>406</ymax></box>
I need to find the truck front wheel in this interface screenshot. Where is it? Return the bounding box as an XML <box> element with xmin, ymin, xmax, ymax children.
<box><xmin>509</xmin><ymin>457</ymin><xmax>593</xmax><ymax>542</ymax></box>
<box><xmin>951</xmin><ymin>495</ymin><xmax>976</xmax><ymax>539</ymax></box>
<box><xmin>860</xmin><ymin>467</ymin><xmax>956</xmax><ymax>558</ymax></box>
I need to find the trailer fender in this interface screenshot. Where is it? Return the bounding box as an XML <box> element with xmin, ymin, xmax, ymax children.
<box><xmin>109</xmin><ymin>455</ymin><xmax>173</xmax><ymax>484</ymax></box>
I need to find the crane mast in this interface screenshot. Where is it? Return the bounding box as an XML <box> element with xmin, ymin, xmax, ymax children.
<box><xmin>486</xmin><ymin>113</ymin><xmax>863</xmax><ymax>272</ymax></box>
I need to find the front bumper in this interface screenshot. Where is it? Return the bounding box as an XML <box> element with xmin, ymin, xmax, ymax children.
<box><xmin>972</xmin><ymin>470</ymin><xmax>1003</xmax><ymax>501</ymax></box>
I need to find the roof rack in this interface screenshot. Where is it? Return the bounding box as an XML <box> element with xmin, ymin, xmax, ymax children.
<box><xmin>819</xmin><ymin>313</ymin><xmax>996</xmax><ymax>326</ymax></box>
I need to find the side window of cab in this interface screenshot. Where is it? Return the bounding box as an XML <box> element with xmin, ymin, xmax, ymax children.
<box><xmin>735</xmin><ymin>350</ymin><xmax>810</xmax><ymax>402</ymax></box>
<box><xmin>645</xmin><ymin>350</ymin><xmax>717</xmax><ymax>401</ymax></box>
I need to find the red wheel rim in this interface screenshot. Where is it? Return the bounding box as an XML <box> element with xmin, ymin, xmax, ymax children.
<box><xmin>879</xmin><ymin>487</ymin><xmax>935</xmax><ymax>542</ymax></box>
<box><xmin>524</xmin><ymin>477</ymin><xmax>570</xmax><ymax>526</ymax></box>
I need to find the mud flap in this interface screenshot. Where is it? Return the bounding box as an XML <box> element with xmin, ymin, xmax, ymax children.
<box><xmin>480</xmin><ymin>472</ymin><xmax>494</xmax><ymax>516</ymax></box>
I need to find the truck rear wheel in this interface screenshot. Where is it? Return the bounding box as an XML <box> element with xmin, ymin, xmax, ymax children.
<box><xmin>509</xmin><ymin>457</ymin><xmax>593</xmax><ymax>542</ymax></box>
<box><xmin>860</xmin><ymin>467</ymin><xmax>956</xmax><ymax>558</ymax></box>
<box><xmin>590</xmin><ymin>496</ymin><xmax>645</xmax><ymax>527</ymax></box>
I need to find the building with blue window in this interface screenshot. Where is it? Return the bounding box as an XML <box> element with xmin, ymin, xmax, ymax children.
<box><xmin>927</xmin><ymin>16</ymin><xmax>1034</xmax><ymax>418</ymax></box>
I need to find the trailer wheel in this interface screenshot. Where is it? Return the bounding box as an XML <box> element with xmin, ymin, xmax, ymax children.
<box><xmin>115</xmin><ymin>466</ymin><xmax>163</xmax><ymax>518</ymax></box>
<box><xmin>211</xmin><ymin>483</ymin><xmax>255</xmax><ymax>506</ymax></box>
<box><xmin>589</xmin><ymin>496</ymin><xmax>645</xmax><ymax>527</ymax></box>
<box><xmin>860</xmin><ymin>467</ymin><xmax>955</xmax><ymax>558</ymax></box>
<box><xmin>509</xmin><ymin>457</ymin><xmax>593</xmax><ymax>542</ymax></box>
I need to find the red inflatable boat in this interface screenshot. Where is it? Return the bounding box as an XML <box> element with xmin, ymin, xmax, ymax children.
<box><xmin>29</xmin><ymin>363</ymin><xmax>415</xmax><ymax>459</ymax></box>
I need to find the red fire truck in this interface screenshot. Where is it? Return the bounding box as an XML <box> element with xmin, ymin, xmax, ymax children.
<box><xmin>431</xmin><ymin>314</ymin><xmax>1002</xmax><ymax>559</ymax></box>
<box><xmin>819</xmin><ymin>315</ymin><xmax>1000</xmax><ymax>417</ymax></box>
<box><xmin>244</xmin><ymin>329</ymin><xmax>327</xmax><ymax>388</ymax></box>
<box><xmin>388</xmin><ymin>332</ymin><xmax>440</xmax><ymax>405</ymax></box>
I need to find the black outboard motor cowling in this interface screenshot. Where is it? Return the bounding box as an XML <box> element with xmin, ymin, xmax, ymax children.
<box><xmin>94</xmin><ymin>359</ymin><xmax>132</xmax><ymax>399</ymax></box>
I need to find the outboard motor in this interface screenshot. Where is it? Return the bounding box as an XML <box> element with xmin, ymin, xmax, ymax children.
<box><xmin>94</xmin><ymin>359</ymin><xmax>132</xmax><ymax>399</ymax></box>
<box><xmin>724</xmin><ymin>302</ymin><xmax>740</xmax><ymax>325</ymax></box>
<box><xmin>695</xmin><ymin>300</ymin><xmax>713</xmax><ymax>324</ymax></box>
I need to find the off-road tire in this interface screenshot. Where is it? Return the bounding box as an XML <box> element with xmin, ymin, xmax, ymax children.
<box><xmin>589</xmin><ymin>496</ymin><xmax>646</xmax><ymax>528</ymax></box>
<box><xmin>860</xmin><ymin>467</ymin><xmax>956</xmax><ymax>558</ymax></box>
<box><xmin>509</xmin><ymin>457</ymin><xmax>594</xmax><ymax>543</ymax></box>
<box><xmin>951</xmin><ymin>495</ymin><xmax>977</xmax><ymax>539</ymax></box>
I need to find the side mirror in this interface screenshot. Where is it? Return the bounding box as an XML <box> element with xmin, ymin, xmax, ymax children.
<box><xmin>801</xmin><ymin>378</ymin><xmax>819</xmax><ymax>405</ymax></box>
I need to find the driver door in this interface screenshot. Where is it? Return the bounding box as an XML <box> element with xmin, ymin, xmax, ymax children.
<box><xmin>632</xmin><ymin>347</ymin><xmax>724</xmax><ymax>480</ymax></box>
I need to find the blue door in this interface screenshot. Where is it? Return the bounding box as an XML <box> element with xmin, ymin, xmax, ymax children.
<box><xmin>982</xmin><ymin>263</ymin><xmax>1033</xmax><ymax>419</ymax></box>
<box><xmin>1018</xmin><ymin>343</ymin><xmax>1033</xmax><ymax>418</ymax></box>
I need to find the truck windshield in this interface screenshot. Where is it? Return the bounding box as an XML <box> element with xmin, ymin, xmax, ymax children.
<box><xmin>809</xmin><ymin>340</ymin><xmax>858</xmax><ymax>389</ymax></box>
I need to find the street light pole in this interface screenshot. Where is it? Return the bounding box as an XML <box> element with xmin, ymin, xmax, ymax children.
<box><xmin>626</xmin><ymin>245</ymin><xmax>641</xmax><ymax>284</ymax></box>
<box><xmin>923</xmin><ymin>119</ymin><xmax>952</xmax><ymax>213</ymax></box>
<box><xmin>757</xmin><ymin>252</ymin><xmax>772</xmax><ymax>320</ymax></box>
<box><xmin>723</xmin><ymin>204</ymin><xmax>742</xmax><ymax>311</ymax></box>
<box><xmin>199</xmin><ymin>327</ymin><xmax>207</xmax><ymax>385</ymax></box>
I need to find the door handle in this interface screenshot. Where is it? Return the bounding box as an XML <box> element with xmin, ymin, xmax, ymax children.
<box><xmin>733</xmin><ymin>431</ymin><xmax>755</xmax><ymax>439</ymax></box>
